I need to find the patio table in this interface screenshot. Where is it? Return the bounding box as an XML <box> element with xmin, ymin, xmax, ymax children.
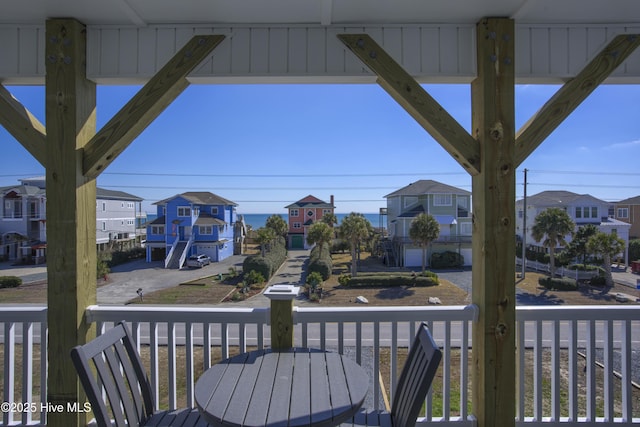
<box><xmin>195</xmin><ymin>347</ymin><xmax>369</xmax><ymax>427</ymax></box>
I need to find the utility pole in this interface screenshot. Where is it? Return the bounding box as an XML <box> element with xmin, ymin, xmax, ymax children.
<box><xmin>521</xmin><ymin>168</ymin><xmax>528</xmax><ymax>278</ymax></box>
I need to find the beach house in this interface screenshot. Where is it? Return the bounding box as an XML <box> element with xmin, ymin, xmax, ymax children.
<box><xmin>1</xmin><ymin>177</ymin><xmax>143</xmax><ymax>263</ymax></box>
<box><xmin>516</xmin><ymin>190</ymin><xmax>631</xmax><ymax>265</ymax></box>
<box><xmin>285</xmin><ymin>195</ymin><xmax>335</xmax><ymax>249</ymax></box>
<box><xmin>145</xmin><ymin>191</ymin><xmax>238</xmax><ymax>268</ymax></box>
<box><xmin>383</xmin><ymin>180</ymin><xmax>473</xmax><ymax>267</ymax></box>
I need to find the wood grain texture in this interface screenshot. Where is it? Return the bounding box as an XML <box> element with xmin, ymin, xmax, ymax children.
<box><xmin>44</xmin><ymin>18</ymin><xmax>97</xmax><ymax>427</ymax></box>
<box><xmin>0</xmin><ymin>84</ymin><xmax>46</xmax><ymax>165</ymax></box>
<box><xmin>338</xmin><ymin>33</ymin><xmax>480</xmax><ymax>175</ymax></box>
<box><xmin>470</xmin><ymin>17</ymin><xmax>517</xmax><ymax>427</ymax></box>
<box><xmin>82</xmin><ymin>34</ymin><xmax>225</xmax><ymax>179</ymax></box>
<box><xmin>515</xmin><ymin>34</ymin><xmax>640</xmax><ymax>166</ymax></box>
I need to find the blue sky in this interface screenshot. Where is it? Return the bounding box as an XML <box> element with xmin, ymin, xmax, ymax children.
<box><xmin>2</xmin><ymin>83</ymin><xmax>639</xmax><ymax>214</ymax></box>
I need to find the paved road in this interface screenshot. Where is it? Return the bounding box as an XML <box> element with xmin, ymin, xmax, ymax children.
<box><xmin>2</xmin><ymin>253</ymin><xmax>639</xmax><ymax>305</ymax></box>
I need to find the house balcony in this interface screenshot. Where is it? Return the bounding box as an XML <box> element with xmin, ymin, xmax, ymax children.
<box><xmin>393</xmin><ymin>235</ymin><xmax>473</xmax><ymax>245</ymax></box>
<box><xmin>1</xmin><ymin>304</ymin><xmax>639</xmax><ymax>426</ymax></box>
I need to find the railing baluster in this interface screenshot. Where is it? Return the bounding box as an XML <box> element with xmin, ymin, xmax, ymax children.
<box><xmin>203</xmin><ymin>322</ymin><xmax>211</xmax><ymax>370</ymax></box>
<box><xmin>168</xmin><ymin>321</ymin><xmax>177</xmax><ymax>409</ymax></box>
<box><xmin>621</xmin><ymin>319</ymin><xmax>632</xmax><ymax>422</ymax></box>
<box><xmin>443</xmin><ymin>320</ymin><xmax>451</xmax><ymax>421</ymax></box>
<box><xmin>40</xmin><ymin>319</ymin><xmax>48</xmax><ymax>425</ymax></box>
<box><xmin>568</xmin><ymin>319</ymin><xmax>578</xmax><ymax>422</ymax></box>
<box><xmin>460</xmin><ymin>319</ymin><xmax>469</xmax><ymax>421</ymax></box>
<box><xmin>3</xmin><ymin>322</ymin><xmax>15</xmax><ymax>426</ymax></box>
<box><xmin>21</xmin><ymin>322</ymin><xmax>33</xmax><ymax>425</ymax></box>
<box><xmin>604</xmin><ymin>319</ymin><xmax>614</xmax><ymax>422</ymax></box>
<box><xmin>373</xmin><ymin>321</ymin><xmax>380</xmax><ymax>411</ymax></box>
<box><xmin>551</xmin><ymin>319</ymin><xmax>560</xmax><ymax>421</ymax></box>
<box><xmin>534</xmin><ymin>319</ymin><xmax>542</xmax><ymax>421</ymax></box>
<box><xmin>390</xmin><ymin>321</ymin><xmax>398</xmax><ymax>405</ymax></box>
<box><xmin>149</xmin><ymin>321</ymin><xmax>159</xmax><ymax>410</ymax></box>
<box><xmin>586</xmin><ymin>319</ymin><xmax>596</xmax><ymax>422</ymax></box>
<box><xmin>186</xmin><ymin>322</ymin><xmax>194</xmax><ymax>408</ymax></box>
<box><xmin>517</xmin><ymin>318</ymin><xmax>525</xmax><ymax>421</ymax></box>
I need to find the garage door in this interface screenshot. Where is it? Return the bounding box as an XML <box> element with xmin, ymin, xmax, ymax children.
<box><xmin>198</xmin><ymin>245</ymin><xmax>218</xmax><ymax>262</ymax></box>
<box><xmin>460</xmin><ymin>248</ymin><xmax>472</xmax><ymax>266</ymax></box>
<box><xmin>291</xmin><ymin>235</ymin><xmax>304</xmax><ymax>249</ymax></box>
<box><xmin>404</xmin><ymin>248</ymin><xmax>424</xmax><ymax>267</ymax></box>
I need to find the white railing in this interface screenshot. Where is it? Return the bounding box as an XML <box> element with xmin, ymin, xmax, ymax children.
<box><xmin>516</xmin><ymin>258</ymin><xmax>600</xmax><ymax>281</ymax></box>
<box><xmin>178</xmin><ymin>233</ymin><xmax>195</xmax><ymax>269</ymax></box>
<box><xmin>164</xmin><ymin>235</ymin><xmax>179</xmax><ymax>268</ymax></box>
<box><xmin>1</xmin><ymin>305</ymin><xmax>639</xmax><ymax>426</ymax></box>
<box><xmin>0</xmin><ymin>307</ymin><xmax>48</xmax><ymax>427</ymax></box>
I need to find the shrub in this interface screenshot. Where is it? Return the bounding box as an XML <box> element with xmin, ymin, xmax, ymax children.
<box><xmin>338</xmin><ymin>274</ymin><xmax>351</xmax><ymax>286</ymax></box>
<box><xmin>242</xmin><ymin>235</ymin><xmax>287</xmax><ymax>280</ymax></box>
<box><xmin>306</xmin><ymin>271</ymin><xmax>324</xmax><ymax>287</ymax></box>
<box><xmin>97</xmin><ymin>259</ymin><xmax>110</xmax><ymax>280</ymax></box>
<box><xmin>589</xmin><ymin>275</ymin><xmax>607</xmax><ymax>287</ymax></box>
<box><xmin>0</xmin><ymin>276</ymin><xmax>22</xmax><ymax>288</ymax></box>
<box><xmin>538</xmin><ymin>276</ymin><xmax>577</xmax><ymax>291</ymax></box>
<box><xmin>430</xmin><ymin>251</ymin><xmax>464</xmax><ymax>269</ymax></box>
<box><xmin>344</xmin><ymin>272</ymin><xmax>438</xmax><ymax>287</ymax></box>
<box><xmin>245</xmin><ymin>270</ymin><xmax>266</xmax><ymax>286</ymax></box>
<box><xmin>308</xmin><ymin>243</ymin><xmax>332</xmax><ymax>280</ymax></box>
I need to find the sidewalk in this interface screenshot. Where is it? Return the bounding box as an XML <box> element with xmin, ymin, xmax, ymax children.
<box><xmin>219</xmin><ymin>249</ymin><xmax>311</xmax><ymax>308</ymax></box>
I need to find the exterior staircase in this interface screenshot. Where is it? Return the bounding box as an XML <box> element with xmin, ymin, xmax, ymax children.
<box><xmin>167</xmin><ymin>241</ymin><xmax>188</xmax><ymax>269</ymax></box>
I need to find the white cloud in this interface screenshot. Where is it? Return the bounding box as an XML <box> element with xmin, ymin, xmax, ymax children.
<box><xmin>605</xmin><ymin>139</ymin><xmax>640</xmax><ymax>150</ymax></box>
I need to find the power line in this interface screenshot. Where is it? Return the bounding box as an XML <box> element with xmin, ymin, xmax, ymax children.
<box><xmin>526</xmin><ymin>169</ymin><xmax>640</xmax><ymax>176</ymax></box>
<box><xmin>102</xmin><ymin>171</ymin><xmax>467</xmax><ymax>178</ymax></box>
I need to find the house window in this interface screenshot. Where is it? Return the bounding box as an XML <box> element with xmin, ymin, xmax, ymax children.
<box><xmin>293</xmin><ymin>222</ymin><xmax>301</xmax><ymax>229</ymax></box>
<box><xmin>178</xmin><ymin>206</ymin><xmax>191</xmax><ymax>217</ymax></box>
<box><xmin>211</xmin><ymin>207</ymin><xmax>218</xmax><ymax>215</ymax></box>
<box><xmin>151</xmin><ymin>226</ymin><xmax>164</xmax><ymax>235</ymax></box>
<box><xmin>307</xmin><ymin>210</ymin><xmax>314</xmax><ymax>218</ymax></box>
<box><xmin>575</xmin><ymin>207</ymin><xmax>582</xmax><ymax>218</ymax></box>
<box><xmin>590</xmin><ymin>207</ymin><xmax>598</xmax><ymax>218</ymax></box>
<box><xmin>403</xmin><ymin>196</ymin><xmax>418</xmax><ymax>208</ymax></box>
<box><xmin>290</xmin><ymin>209</ymin><xmax>299</xmax><ymax>217</ymax></box>
<box><xmin>127</xmin><ymin>219</ymin><xmax>134</xmax><ymax>226</ymax></box>
<box><xmin>322</xmin><ymin>209</ymin><xmax>332</xmax><ymax>216</ymax></box>
<box><xmin>102</xmin><ymin>222</ymin><xmax>106</xmax><ymax>231</ymax></box>
<box><xmin>617</xmin><ymin>207</ymin><xmax>629</xmax><ymax>219</ymax></box>
<box><xmin>200</xmin><ymin>225</ymin><xmax>213</xmax><ymax>234</ymax></box>
<box><xmin>102</xmin><ymin>202</ymin><xmax>106</xmax><ymax>212</ymax></box>
<box><xmin>128</xmin><ymin>202</ymin><xmax>134</xmax><ymax>209</ymax></box>
<box><xmin>434</xmin><ymin>194</ymin><xmax>452</xmax><ymax>206</ymax></box>
<box><xmin>460</xmin><ymin>222</ymin><xmax>472</xmax><ymax>236</ymax></box>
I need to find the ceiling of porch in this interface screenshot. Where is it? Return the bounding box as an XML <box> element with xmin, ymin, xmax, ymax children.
<box><xmin>4</xmin><ymin>0</ymin><xmax>640</xmax><ymax>26</ymax></box>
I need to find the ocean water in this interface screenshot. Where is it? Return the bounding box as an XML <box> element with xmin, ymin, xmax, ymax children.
<box><xmin>239</xmin><ymin>213</ymin><xmax>385</xmax><ymax>230</ymax></box>
<box><xmin>143</xmin><ymin>212</ymin><xmax>385</xmax><ymax>230</ymax></box>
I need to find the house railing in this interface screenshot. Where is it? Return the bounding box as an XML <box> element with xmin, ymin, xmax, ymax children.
<box><xmin>1</xmin><ymin>305</ymin><xmax>639</xmax><ymax>426</ymax></box>
<box><xmin>516</xmin><ymin>257</ymin><xmax>600</xmax><ymax>281</ymax></box>
<box><xmin>178</xmin><ymin>232</ymin><xmax>195</xmax><ymax>269</ymax></box>
<box><xmin>164</xmin><ymin>235</ymin><xmax>179</xmax><ymax>268</ymax></box>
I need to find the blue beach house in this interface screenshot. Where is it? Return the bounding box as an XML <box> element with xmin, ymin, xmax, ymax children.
<box><xmin>145</xmin><ymin>192</ymin><xmax>238</xmax><ymax>268</ymax></box>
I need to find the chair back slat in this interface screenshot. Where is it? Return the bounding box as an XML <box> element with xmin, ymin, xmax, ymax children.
<box><xmin>390</xmin><ymin>323</ymin><xmax>442</xmax><ymax>427</ymax></box>
<box><xmin>71</xmin><ymin>322</ymin><xmax>154</xmax><ymax>427</ymax></box>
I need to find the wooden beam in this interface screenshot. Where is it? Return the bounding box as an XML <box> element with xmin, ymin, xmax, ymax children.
<box><xmin>45</xmin><ymin>18</ymin><xmax>97</xmax><ymax>427</ymax></box>
<box><xmin>471</xmin><ymin>18</ymin><xmax>516</xmax><ymax>427</ymax></box>
<box><xmin>515</xmin><ymin>34</ymin><xmax>640</xmax><ymax>166</ymax></box>
<box><xmin>82</xmin><ymin>34</ymin><xmax>225</xmax><ymax>179</ymax></box>
<box><xmin>338</xmin><ymin>34</ymin><xmax>480</xmax><ymax>175</ymax></box>
<box><xmin>0</xmin><ymin>84</ymin><xmax>47</xmax><ymax>166</ymax></box>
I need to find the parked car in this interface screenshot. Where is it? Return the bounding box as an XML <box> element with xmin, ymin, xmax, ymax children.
<box><xmin>186</xmin><ymin>254</ymin><xmax>211</xmax><ymax>268</ymax></box>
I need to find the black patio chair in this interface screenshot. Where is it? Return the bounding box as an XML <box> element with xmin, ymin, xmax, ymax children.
<box><xmin>340</xmin><ymin>323</ymin><xmax>442</xmax><ymax>427</ymax></box>
<box><xmin>71</xmin><ymin>321</ymin><xmax>210</xmax><ymax>427</ymax></box>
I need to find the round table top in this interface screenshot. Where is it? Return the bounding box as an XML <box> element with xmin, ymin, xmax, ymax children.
<box><xmin>195</xmin><ymin>347</ymin><xmax>369</xmax><ymax>427</ymax></box>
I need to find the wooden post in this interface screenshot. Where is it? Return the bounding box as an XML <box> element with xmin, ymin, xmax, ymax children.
<box><xmin>45</xmin><ymin>19</ymin><xmax>96</xmax><ymax>427</ymax></box>
<box><xmin>471</xmin><ymin>18</ymin><xmax>516</xmax><ymax>427</ymax></box>
<box><xmin>265</xmin><ymin>285</ymin><xmax>300</xmax><ymax>350</ymax></box>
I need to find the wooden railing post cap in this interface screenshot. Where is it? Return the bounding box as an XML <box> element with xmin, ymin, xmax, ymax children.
<box><xmin>265</xmin><ymin>285</ymin><xmax>300</xmax><ymax>301</ymax></box>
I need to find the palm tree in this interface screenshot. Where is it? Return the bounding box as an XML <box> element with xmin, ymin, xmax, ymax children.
<box><xmin>306</xmin><ymin>221</ymin><xmax>333</xmax><ymax>251</ymax></box>
<box><xmin>265</xmin><ymin>214</ymin><xmax>288</xmax><ymax>239</ymax></box>
<box><xmin>587</xmin><ymin>231</ymin><xmax>625</xmax><ymax>287</ymax></box>
<box><xmin>567</xmin><ymin>224</ymin><xmax>598</xmax><ymax>266</ymax></box>
<box><xmin>338</xmin><ymin>213</ymin><xmax>371</xmax><ymax>276</ymax></box>
<box><xmin>255</xmin><ymin>227</ymin><xmax>276</xmax><ymax>257</ymax></box>
<box><xmin>409</xmin><ymin>213</ymin><xmax>440</xmax><ymax>273</ymax></box>
<box><xmin>531</xmin><ymin>207</ymin><xmax>575</xmax><ymax>277</ymax></box>
<box><xmin>321</xmin><ymin>212</ymin><xmax>338</xmax><ymax>227</ymax></box>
